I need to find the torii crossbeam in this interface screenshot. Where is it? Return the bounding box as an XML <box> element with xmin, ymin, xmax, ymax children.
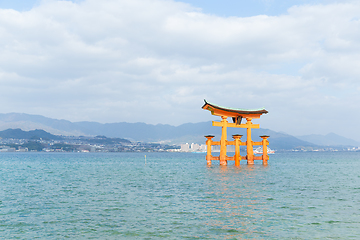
<box><xmin>202</xmin><ymin>100</ymin><xmax>270</xmax><ymax>166</ymax></box>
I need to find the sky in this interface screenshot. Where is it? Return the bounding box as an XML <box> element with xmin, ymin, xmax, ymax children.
<box><xmin>0</xmin><ymin>0</ymin><xmax>360</xmax><ymax>140</ymax></box>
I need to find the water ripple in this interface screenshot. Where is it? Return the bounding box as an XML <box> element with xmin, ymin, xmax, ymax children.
<box><xmin>0</xmin><ymin>152</ymin><xmax>360</xmax><ymax>239</ymax></box>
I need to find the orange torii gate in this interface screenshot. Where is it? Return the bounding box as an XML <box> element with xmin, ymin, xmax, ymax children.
<box><xmin>202</xmin><ymin>100</ymin><xmax>270</xmax><ymax>166</ymax></box>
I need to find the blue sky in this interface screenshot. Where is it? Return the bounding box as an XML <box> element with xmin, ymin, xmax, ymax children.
<box><xmin>0</xmin><ymin>0</ymin><xmax>37</xmax><ymax>11</ymax></box>
<box><xmin>0</xmin><ymin>0</ymin><xmax>359</xmax><ymax>141</ymax></box>
<box><xmin>179</xmin><ymin>0</ymin><xmax>328</xmax><ymax>17</ymax></box>
<box><xmin>0</xmin><ymin>0</ymin><xmax>335</xmax><ymax>16</ymax></box>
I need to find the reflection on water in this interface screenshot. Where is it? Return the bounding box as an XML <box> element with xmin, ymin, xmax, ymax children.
<box><xmin>203</xmin><ymin>164</ymin><xmax>272</xmax><ymax>239</ymax></box>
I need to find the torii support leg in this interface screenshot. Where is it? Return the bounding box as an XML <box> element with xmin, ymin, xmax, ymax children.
<box><xmin>233</xmin><ymin>135</ymin><xmax>242</xmax><ymax>166</ymax></box>
<box><xmin>260</xmin><ymin>135</ymin><xmax>269</xmax><ymax>165</ymax></box>
<box><xmin>246</xmin><ymin>118</ymin><xmax>254</xmax><ymax>165</ymax></box>
<box><xmin>205</xmin><ymin>135</ymin><xmax>214</xmax><ymax>166</ymax></box>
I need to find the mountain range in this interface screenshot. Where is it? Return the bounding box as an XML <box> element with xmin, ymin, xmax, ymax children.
<box><xmin>0</xmin><ymin>113</ymin><xmax>359</xmax><ymax>150</ymax></box>
<box><xmin>296</xmin><ymin>133</ymin><xmax>360</xmax><ymax>146</ymax></box>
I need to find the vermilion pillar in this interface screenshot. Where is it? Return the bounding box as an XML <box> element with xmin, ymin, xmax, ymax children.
<box><xmin>205</xmin><ymin>135</ymin><xmax>214</xmax><ymax>165</ymax></box>
<box><xmin>260</xmin><ymin>135</ymin><xmax>269</xmax><ymax>165</ymax></box>
<box><xmin>219</xmin><ymin>116</ymin><xmax>228</xmax><ymax>166</ymax></box>
<box><xmin>246</xmin><ymin>118</ymin><xmax>254</xmax><ymax>165</ymax></box>
<box><xmin>232</xmin><ymin>134</ymin><xmax>242</xmax><ymax>166</ymax></box>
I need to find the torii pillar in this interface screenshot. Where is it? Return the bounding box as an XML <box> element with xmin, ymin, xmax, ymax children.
<box><xmin>219</xmin><ymin>116</ymin><xmax>228</xmax><ymax>165</ymax></box>
<box><xmin>246</xmin><ymin>117</ymin><xmax>255</xmax><ymax>165</ymax></box>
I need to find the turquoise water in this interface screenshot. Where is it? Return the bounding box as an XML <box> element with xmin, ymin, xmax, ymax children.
<box><xmin>1</xmin><ymin>152</ymin><xmax>360</xmax><ymax>239</ymax></box>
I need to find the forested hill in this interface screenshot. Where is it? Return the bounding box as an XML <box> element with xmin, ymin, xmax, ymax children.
<box><xmin>0</xmin><ymin>128</ymin><xmax>63</xmax><ymax>140</ymax></box>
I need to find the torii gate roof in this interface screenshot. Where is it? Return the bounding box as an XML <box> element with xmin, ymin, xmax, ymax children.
<box><xmin>202</xmin><ymin>100</ymin><xmax>268</xmax><ymax>118</ymax></box>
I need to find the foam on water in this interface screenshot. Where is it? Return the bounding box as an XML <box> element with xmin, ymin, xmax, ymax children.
<box><xmin>1</xmin><ymin>152</ymin><xmax>360</xmax><ymax>239</ymax></box>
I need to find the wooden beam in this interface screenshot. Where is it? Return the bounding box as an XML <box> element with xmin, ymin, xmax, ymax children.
<box><xmin>212</xmin><ymin>121</ymin><xmax>260</xmax><ymax>129</ymax></box>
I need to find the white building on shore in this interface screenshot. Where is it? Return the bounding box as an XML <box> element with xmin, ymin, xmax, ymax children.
<box><xmin>180</xmin><ymin>143</ymin><xmax>206</xmax><ymax>152</ymax></box>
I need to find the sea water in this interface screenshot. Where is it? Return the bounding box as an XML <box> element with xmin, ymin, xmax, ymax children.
<box><xmin>0</xmin><ymin>152</ymin><xmax>360</xmax><ymax>239</ymax></box>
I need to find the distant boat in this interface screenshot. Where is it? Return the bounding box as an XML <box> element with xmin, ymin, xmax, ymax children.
<box><xmin>254</xmin><ymin>147</ymin><xmax>275</xmax><ymax>154</ymax></box>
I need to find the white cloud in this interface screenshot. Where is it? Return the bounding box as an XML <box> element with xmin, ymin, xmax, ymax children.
<box><xmin>0</xmin><ymin>0</ymin><xmax>360</xmax><ymax>139</ymax></box>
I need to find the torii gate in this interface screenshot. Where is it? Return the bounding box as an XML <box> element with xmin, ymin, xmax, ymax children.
<box><xmin>202</xmin><ymin>100</ymin><xmax>269</xmax><ymax>166</ymax></box>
